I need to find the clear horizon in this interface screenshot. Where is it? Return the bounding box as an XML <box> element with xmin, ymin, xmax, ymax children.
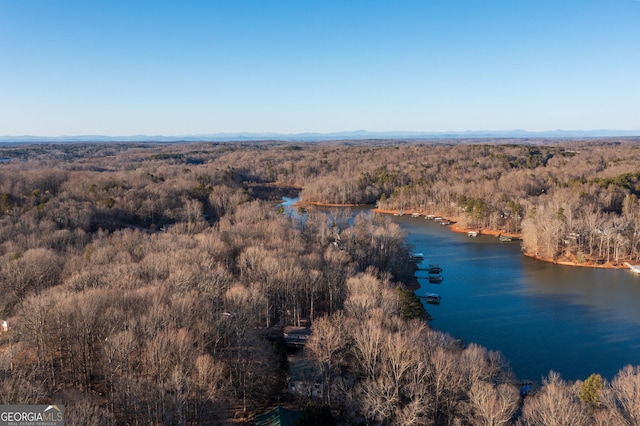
<box><xmin>3</xmin><ymin>128</ymin><xmax>640</xmax><ymax>140</ymax></box>
<box><xmin>1</xmin><ymin>1</ymin><xmax>639</xmax><ymax>136</ymax></box>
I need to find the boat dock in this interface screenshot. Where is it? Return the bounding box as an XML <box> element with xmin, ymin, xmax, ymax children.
<box><xmin>428</xmin><ymin>274</ymin><xmax>443</xmax><ymax>283</ymax></box>
<box><xmin>427</xmin><ymin>264</ymin><xmax>442</xmax><ymax>274</ymax></box>
<box><xmin>410</xmin><ymin>252</ymin><xmax>424</xmax><ymax>261</ymax></box>
<box><xmin>624</xmin><ymin>263</ymin><xmax>640</xmax><ymax>273</ymax></box>
<box><xmin>418</xmin><ymin>293</ymin><xmax>441</xmax><ymax>304</ymax></box>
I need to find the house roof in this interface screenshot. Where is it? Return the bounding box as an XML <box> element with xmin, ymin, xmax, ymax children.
<box><xmin>255</xmin><ymin>406</ymin><xmax>301</xmax><ymax>426</ymax></box>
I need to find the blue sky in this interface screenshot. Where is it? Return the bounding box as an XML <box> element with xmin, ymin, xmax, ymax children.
<box><xmin>1</xmin><ymin>0</ymin><xmax>639</xmax><ymax>136</ymax></box>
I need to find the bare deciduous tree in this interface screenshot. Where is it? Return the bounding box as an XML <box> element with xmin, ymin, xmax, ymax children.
<box><xmin>468</xmin><ymin>381</ymin><xmax>519</xmax><ymax>426</ymax></box>
<box><xmin>520</xmin><ymin>371</ymin><xmax>588</xmax><ymax>426</ymax></box>
<box><xmin>602</xmin><ymin>365</ymin><xmax>640</xmax><ymax>425</ymax></box>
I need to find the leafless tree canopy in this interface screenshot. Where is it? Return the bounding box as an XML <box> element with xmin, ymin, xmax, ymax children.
<box><xmin>0</xmin><ymin>139</ymin><xmax>638</xmax><ymax>424</ymax></box>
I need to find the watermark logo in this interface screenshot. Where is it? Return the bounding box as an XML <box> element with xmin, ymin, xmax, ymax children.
<box><xmin>0</xmin><ymin>405</ymin><xmax>64</xmax><ymax>426</ymax></box>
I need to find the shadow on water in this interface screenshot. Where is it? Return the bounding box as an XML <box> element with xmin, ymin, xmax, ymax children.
<box><xmin>393</xmin><ymin>214</ymin><xmax>640</xmax><ymax>382</ymax></box>
<box><xmin>280</xmin><ymin>199</ymin><xmax>640</xmax><ymax>381</ymax></box>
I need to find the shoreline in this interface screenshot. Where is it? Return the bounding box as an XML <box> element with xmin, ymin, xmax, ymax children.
<box><xmin>521</xmin><ymin>253</ymin><xmax>622</xmax><ymax>270</ymax></box>
<box><xmin>373</xmin><ymin>207</ymin><xmax>630</xmax><ymax>271</ymax></box>
<box><xmin>294</xmin><ymin>200</ymin><xmax>364</xmax><ymax>208</ymax></box>
<box><xmin>296</xmin><ymin>201</ymin><xmax>632</xmax><ymax>271</ymax></box>
<box><xmin>373</xmin><ymin>208</ymin><xmax>522</xmax><ymax>238</ymax></box>
<box><xmin>448</xmin><ymin>224</ymin><xmax>522</xmax><ymax>239</ymax></box>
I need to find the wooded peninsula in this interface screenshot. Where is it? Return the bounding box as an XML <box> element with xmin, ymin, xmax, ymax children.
<box><xmin>1</xmin><ymin>139</ymin><xmax>639</xmax><ymax>425</ymax></box>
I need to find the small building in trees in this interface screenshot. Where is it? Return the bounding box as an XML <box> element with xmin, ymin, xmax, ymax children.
<box><xmin>0</xmin><ymin>320</ymin><xmax>7</xmax><ymax>333</ymax></box>
<box><xmin>288</xmin><ymin>358</ymin><xmax>324</xmax><ymax>399</ymax></box>
<box><xmin>283</xmin><ymin>326</ymin><xmax>312</xmax><ymax>348</ymax></box>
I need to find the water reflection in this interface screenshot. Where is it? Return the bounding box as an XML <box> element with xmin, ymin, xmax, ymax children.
<box><xmin>391</xmin><ymin>214</ymin><xmax>640</xmax><ymax>381</ymax></box>
<box><xmin>281</xmin><ymin>200</ymin><xmax>640</xmax><ymax>381</ymax></box>
<box><xmin>521</xmin><ymin>260</ymin><xmax>640</xmax><ymax>325</ymax></box>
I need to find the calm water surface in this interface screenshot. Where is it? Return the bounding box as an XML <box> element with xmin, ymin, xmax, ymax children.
<box><xmin>393</xmin><ymin>215</ymin><xmax>640</xmax><ymax>382</ymax></box>
<box><xmin>282</xmin><ymin>198</ymin><xmax>640</xmax><ymax>382</ymax></box>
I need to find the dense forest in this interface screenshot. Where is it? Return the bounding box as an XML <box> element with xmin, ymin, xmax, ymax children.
<box><xmin>299</xmin><ymin>140</ymin><xmax>640</xmax><ymax>266</ymax></box>
<box><xmin>0</xmin><ymin>140</ymin><xmax>639</xmax><ymax>425</ymax></box>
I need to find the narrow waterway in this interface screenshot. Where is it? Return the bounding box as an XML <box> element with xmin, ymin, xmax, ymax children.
<box><xmin>393</xmin><ymin>214</ymin><xmax>640</xmax><ymax>382</ymax></box>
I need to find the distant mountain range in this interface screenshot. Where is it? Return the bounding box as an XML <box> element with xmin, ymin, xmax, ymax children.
<box><xmin>1</xmin><ymin>129</ymin><xmax>639</xmax><ymax>143</ymax></box>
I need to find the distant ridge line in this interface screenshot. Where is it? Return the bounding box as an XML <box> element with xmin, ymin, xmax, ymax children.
<box><xmin>1</xmin><ymin>129</ymin><xmax>639</xmax><ymax>143</ymax></box>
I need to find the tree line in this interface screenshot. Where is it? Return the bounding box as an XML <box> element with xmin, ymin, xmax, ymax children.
<box><xmin>299</xmin><ymin>141</ymin><xmax>640</xmax><ymax>266</ymax></box>
<box><xmin>0</xmin><ymin>140</ymin><xmax>638</xmax><ymax>424</ymax></box>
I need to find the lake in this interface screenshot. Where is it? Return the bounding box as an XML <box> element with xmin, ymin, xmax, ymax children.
<box><xmin>281</xmin><ymin>198</ymin><xmax>640</xmax><ymax>382</ymax></box>
<box><xmin>393</xmin><ymin>214</ymin><xmax>640</xmax><ymax>382</ymax></box>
